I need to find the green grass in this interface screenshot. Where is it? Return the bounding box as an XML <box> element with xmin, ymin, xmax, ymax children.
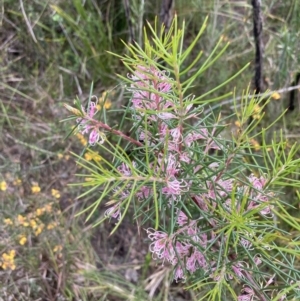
<box><xmin>1</xmin><ymin>0</ymin><xmax>300</xmax><ymax>300</ymax></box>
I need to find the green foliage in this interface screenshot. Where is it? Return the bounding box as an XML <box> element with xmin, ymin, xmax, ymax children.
<box><xmin>66</xmin><ymin>16</ymin><xmax>300</xmax><ymax>300</ymax></box>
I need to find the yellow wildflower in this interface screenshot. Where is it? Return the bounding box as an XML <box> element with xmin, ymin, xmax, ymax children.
<box><xmin>51</xmin><ymin>189</ymin><xmax>61</xmax><ymax>199</ymax></box>
<box><xmin>97</xmin><ymin>91</ymin><xmax>112</xmax><ymax>110</ymax></box>
<box><xmin>47</xmin><ymin>222</ymin><xmax>58</xmax><ymax>230</ymax></box>
<box><xmin>31</xmin><ymin>182</ymin><xmax>41</xmax><ymax>194</ymax></box>
<box><xmin>35</xmin><ymin>224</ymin><xmax>44</xmax><ymax>236</ymax></box>
<box><xmin>17</xmin><ymin>214</ymin><xmax>29</xmax><ymax>227</ymax></box>
<box><xmin>57</xmin><ymin>153</ymin><xmax>64</xmax><ymax>160</ymax></box>
<box><xmin>4</xmin><ymin>218</ymin><xmax>13</xmax><ymax>225</ymax></box>
<box><xmin>103</xmin><ymin>99</ymin><xmax>112</xmax><ymax>109</ymax></box>
<box><xmin>53</xmin><ymin>245</ymin><xmax>62</xmax><ymax>253</ymax></box>
<box><xmin>234</xmin><ymin>120</ymin><xmax>241</xmax><ymax>128</ymax></box>
<box><xmin>84</xmin><ymin>151</ymin><xmax>102</xmax><ymax>162</ymax></box>
<box><xmin>0</xmin><ymin>181</ymin><xmax>7</xmax><ymax>191</ymax></box>
<box><xmin>19</xmin><ymin>235</ymin><xmax>27</xmax><ymax>245</ymax></box>
<box><xmin>271</xmin><ymin>92</ymin><xmax>280</xmax><ymax>100</ymax></box>
<box><xmin>17</xmin><ymin>214</ymin><xmax>25</xmax><ymax>223</ymax></box>
<box><xmin>252</xmin><ymin>104</ymin><xmax>262</xmax><ymax>120</ymax></box>
<box><xmin>36</xmin><ymin>208</ymin><xmax>44</xmax><ymax>216</ymax></box>
<box><xmin>250</xmin><ymin>139</ymin><xmax>261</xmax><ymax>151</ymax></box>
<box><xmin>76</xmin><ymin>133</ymin><xmax>88</xmax><ymax>146</ymax></box>
<box><xmin>84</xmin><ymin>152</ymin><xmax>93</xmax><ymax>161</ymax></box>
<box><xmin>29</xmin><ymin>219</ymin><xmax>37</xmax><ymax>229</ymax></box>
<box><xmin>13</xmin><ymin>178</ymin><xmax>22</xmax><ymax>186</ymax></box>
<box><xmin>1</xmin><ymin>250</ymin><xmax>16</xmax><ymax>270</ymax></box>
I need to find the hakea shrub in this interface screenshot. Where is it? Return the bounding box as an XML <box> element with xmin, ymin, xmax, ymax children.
<box><xmin>65</xmin><ymin>18</ymin><xmax>300</xmax><ymax>301</ymax></box>
<box><xmin>69</xmin><ymin>65</ymin><xmax>284</xmax><ymax>300</ymax></box>
<box><xmin>115</xmin><ymin>67</ymin><xmax>274</xmax><ymax>290</ymax></box>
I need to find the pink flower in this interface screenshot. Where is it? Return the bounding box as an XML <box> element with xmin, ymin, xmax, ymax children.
<box><xmin>89</xmin><ymin>102</ymin><xmax>97</xmax><ymax>116</ymax></box>
<box><xmin>158</xmin><ymin>154</ymin><xmax>188</xmax><ymax>196</ymax></box>
<box><xmin>246</xmin><ymin>176</ymin><xmax>273</xmax><ymax>216</ymax></box>
<box><xmin>193</xmin><ymin>194</ymin><xmax>209</xmax><ymax>212</ymax></box>
<box><xmin>237</xmin><ymin>286</ymin><xmax>255</xmax><ymax>301</ymax></box>
<box><xmin>186</xmin><ymin>225</ymin><xmax>200</xmax><ymax>243</ymax></box>
<box><xmin>174</xmin><ymin>265</ymin><xmax>185</xmax><ymax>282</ymax></box>
<box><xmin>240</xmin><ymin>236</ymin><xmax>253</xmax><ymax>250</ymax></box>
<box><xmin>175</xmin><ymin>241</ymin><xmax>191</xmax><ymax>259</ymax></box>
<box><xmin>77</xmin><ymin>102</ymin><xmax>97</xmax><ymax>124</ymax></box>
<box><xmin>186</xmin><ymin>249</ymin><xmax>207</xmax><ymax>273</ymax></box>
<box><xmin>184</xmin><ymin>129</ymin><xmax>209</xmax><ymax>147</ymax></box>
<box><xmin>163</xmin><ymin>154</ymin><xmax>179</xmax><ymax>176</ymax></box>
<box><xmin>170</xmin><ymin>127</ymin><xmax>182</xmax><ymax>143</ymax></box>
<box><xmin>89</xmin><ymin>129</ymin><xmax>100</xmax><ymax>145</ymax></box>
<box><xmin>258</xmin><ymin>199</ymin><xmax>273</xmax><ymax>216</ymax></box>
<box><xmin>254</xmin><ymin>255</ymin><xmax>262</xmax><ymax>266</ymax></box>
<box><xmin>76</xmin><ymin>102</ymin><xmax>103</xmax><ymax>145</ymax></box>
<box><xmin>146</xmin><ymin>228</ymin><xmax>175</xmax><ymax>263</ymax></box>
<box><xmin>179</xmin><ymin>152</ymin><xmax>191</xmax><ymax>163</ymax></box>
<box><xmin>247</xmin><ymin>190</ymin><xmax>274</xmax><ymax>217</ymax></box>
<box><xmin>105</xmin><ymin>202</ymin><xmax>121</xmax><ymax>220</ymax></box>
<box><xmin>232</xmin><ymin>261</ymin><xmax>246</xmax><ymax>279</ymax></box>
<box><xmin>218</xmin><ymin>178</ymin><xmax>233</xmax><ymax>195</ymax></box>
<box><xmin>177</xmin><ymin>210</ymin><xmax>188</xmax><ymax>226</ymax></box>
<box><xmin>157</xmin><ymin>111</ymin><xmax>176</xmax><ymax>120</ymax></box>
<box><xmin>248</xmin><ymin>174</ymin><xmax>267</xmax><ymax>190</ymax></box>
<box><xmin>162</xmin><ymin>177</ymin><xmax>188</xmax><ymax>195</ymax></box>
<box><xmin>136</xmin><ymin>185</ymin><xmax>152</xmax><ymax>200</ymax></box>
<box><xmin>117</xmin><ymin>162</ymin><xmax>133</xmax><ymax>176</ymax></box>
<box><xmin>128</xmin><ymin>66</ymin><xmax>173</xmax><ymax>113</ymax></box>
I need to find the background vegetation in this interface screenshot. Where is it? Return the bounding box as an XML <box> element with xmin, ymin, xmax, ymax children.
<box><xmin>0</xmin><ymin>0</ymin><xmax>300</xmax><ymax>300</ymax></box>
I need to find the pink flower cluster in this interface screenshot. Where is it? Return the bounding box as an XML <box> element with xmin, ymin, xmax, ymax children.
<box><xmin>146</xmin><ymin>212</ymin><xmax>210</xmax><ymax>282</ymax></box>
<box><xmin>145</xmin><ymin>172</ymin><xmax>274</xmax><ymax>281</ymax></box>
<box><xmin>103</xmin><ymin>65</ymin><xmax>276</xmax><ymax>298</ymax></box>
<box><xmin>146</xmin><ymin>212</ymin><xmax>248</xmax><ymax>283</ymax></box>
<box><xmin>127</xmin><ymin>65</ymin><xmax>195</xmax><ymax>154</ymax></box>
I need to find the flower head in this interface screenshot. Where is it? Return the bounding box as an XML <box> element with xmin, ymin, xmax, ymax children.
<box><xmin>76</xmin><ymin>101</ymin><xmax>105</xmax><ymax>145</ymax></box>
<box><xmin>105</xmin><ymin>202</ymin><xmax>122</xmax><ymax>220</ymax></box>
<box><xmin>0</xmin><ymin>181</ymin><xmax>7</xmax><ymax>191</ymax></box>
<box><xmin>146</xmin><ymin>228</ymin><xmax>176</xmax><ymax>263</ymax></box>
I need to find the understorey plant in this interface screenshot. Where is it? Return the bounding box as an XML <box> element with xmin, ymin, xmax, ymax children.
<box><xmin>64</xmin><ymin>17</ymin><xmax>300</xmax><ymax>301</ymax></box>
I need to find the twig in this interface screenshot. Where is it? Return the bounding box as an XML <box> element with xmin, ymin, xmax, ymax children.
<box><xmin>90</xmin><ymin>118</ymin><xmax>143</xmax><ymax>147</ymax></box>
